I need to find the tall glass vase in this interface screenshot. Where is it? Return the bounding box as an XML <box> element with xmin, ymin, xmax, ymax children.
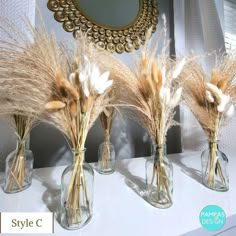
<box><xmin>201</xmin><ymin>141</ymin><xmax>229</xmax><ymax>191</ymax></box>
<box><xmin>145</xmin><ymin>144</ymin><xmax>173</xmax><ymax>208</ymax></box>
<box><xmin>61</xmin><ymin>149</ymin><xmax>94</xmax><ymax>230</ymax></box>
<box><xmin>3</xmin><ymin>138</ymin><xmax>33</xmax><ymax>194</ymax></box>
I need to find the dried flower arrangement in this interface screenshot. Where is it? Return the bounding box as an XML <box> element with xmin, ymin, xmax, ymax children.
<box><xmin>0</xmin><ymin>21</ymin><xmax>56</xmax><ymax>193</ymax></box>
<box><xmin>45</xmin><ymin>53</ymin><xmax>113</xmax><ymax>228</ymax></box>
<box><xmin>0</xmin><ymin>20</ymin><xmax>113</xmax><ymax>226</ymax></box>
<box><xmin>126</xmin><ymin>41</ymin><xmax>184</xmax><ymax>207</ymax></box>
<box><xmin>96</xmin><ymin>17</ymin><xmax>186</xmax><ymax>207</ymax></box>
<box><xmin>179</xmin><ymin>53</ymin><xmax>236</xmax><ymax>191</ymax></box>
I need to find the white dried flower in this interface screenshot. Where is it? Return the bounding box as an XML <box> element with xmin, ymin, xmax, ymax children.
<box><xmin>160</xmin><ymin>87</ymin><xmax>170</xmax><ymax>106</ymax></box>
<box><xmin>161</xmin><ymin>66</ymin><xmax>166</xmax><ymax>85</ymax></box>
<box><xmin>217</xmin><ymin>95</ymin><xmax>230</xmax><ymax>113</ymax></box>
<box><xmin>206</xmin><ymin>90</ymin><xmax>214</xmax><ymax>103</ymax></box>
<box><xmin>93</xmin><ymin>70</ymin><xmax>112</xmax><ymax>94</ymax></box>
<box><xmin>79</xmin><ymin>56</ymin><xmax>112</xmax><ymax>97</ymax></box>
<box><xmin>224</xmin><ymin>104</ymin><xmax>235</xmax><ymax>119</ymax></box>
<box><xmin>69</xmin><ymin>72</ymin><xmax>75</xmax><ymax>85</ymax></box>
<box><xmin>206</xmin><ymin>83</ymin><xmax>223</xmax><ymax>104</ymax></box>
<box><xmin>79</xmin><ymin>67</ymin><xmax>90</xmax><ymax>97</ymax></box>
<box><xmin>169</xmin><ymin>87</ymin><xmax>182</xmax><ymax>108</ymax></box>
<box><xmin>173</xmin><ymin>58</ymin><xmax>186</xmax><ymax>79</ymax></box>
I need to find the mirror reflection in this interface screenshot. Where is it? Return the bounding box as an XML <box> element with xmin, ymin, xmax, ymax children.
<box><xmin>74</xmin><ymin>0</ymin><xmax>140</xmax><ymax>29</ymax></box>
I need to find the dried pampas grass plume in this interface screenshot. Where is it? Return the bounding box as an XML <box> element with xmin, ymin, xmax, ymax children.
<box><xmin>179</xmin><ymin>52</ymin><xmax>236</xmax><ymax>140</ymax></box>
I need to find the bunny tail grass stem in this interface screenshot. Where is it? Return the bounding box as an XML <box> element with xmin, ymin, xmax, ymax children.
<box><xmin>102</xmin><ymin>140</ymin><xmax>110</xmax><ymax>169</ymax></box>
<box><xmin>149</xmin><ymin>145</ymin><xmax>172</xmax><ymax>205</ymax></box>
<box><xmin>7</xmin><ymin>141</ymin><xmax>26</xmax><ymax>192</ymax></box>
<box><xmin>5</xmin><ymin>115</ymin><xmax>33</xmax><ymax>193</ymax></box>
<box><xmin>65</xmin><ymin>102</ymin><xmax>92</xmax><ymax>227</ymax></box>
<box><xmin>66</xmin><ymin>151</ymin><xmax>91</xmax><ymax>226</ymax></box>
<box><xmin>207</xmin><ymin>131</ymin><xmax>226</xmax><ymax>189</ymax></box>
<box><xmin>99</xmin><ymin>106</ymin><xmax>114</xmax><ymax>170</ymax></box>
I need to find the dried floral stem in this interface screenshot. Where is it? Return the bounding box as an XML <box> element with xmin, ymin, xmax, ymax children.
<box><xmin>207</xmin><ymin>113</ymin><xmax>225</xmax><ymax>188</ymax></box>
<box><xmin>149</xmin><ymin>145</ymin><xmax>172</xmax><ymax>205</ymax></box>
<box><xmin>207</xmin><ymin>141</ymin><xmax>225</xmax><ymax>188</ymax></box>
<box><xmin>66</xmin><ymin>151</ymin><xmax>91</xmax><ymax>226</ymax></box>
<box><xmin>5</xmin><ymin>115</ymin><xmax>33</xmax><ymax>192</ymax></box>
<box><xmin>7</xmin><ymin>142</ymin><xmax>26</xmax><ymax>191</ymax></box>
<box><xmin>100</xmin><ymin>107</ymin><xmax>114</xmax><ymax>169</ymax></box>
<box><xmin>65</xmin><ymin>102</ymin><xmax>92</xmax><ymax>226</ymax></box>
<box><xmin>101</xmin><ymin>142</ymin><xmax>110</xmax><ymax>169</ymax></box>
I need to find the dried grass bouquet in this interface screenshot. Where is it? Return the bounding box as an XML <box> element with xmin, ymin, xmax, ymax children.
<box><xmin>0</xmin><ymin>20</ymin><xmax>57</xmax><ymax>193</ymax></box>
<box><xmin>179</xmin><ymin>53</ymin><xmax>236</xmax><ymax>191</ymax></box>
<box><xmin>100</xmin><ymin>16</ymin><xmax>186</xmax><ymax>208</ymax></box>
<box><xmin>44</xmin><ymin>50</ymin><xmax>113</xmax><ymax>228</ymax></box>
<box><xmin>0</xmin><ymin>20</ymin><xmax>113</xmax><ymax>227</ymax></box>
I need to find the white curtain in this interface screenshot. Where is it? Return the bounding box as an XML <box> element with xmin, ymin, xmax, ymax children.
<box><xmin>174</xmin><ymin>0</ymin><xmax>236</xmax><ymax>153</ymax></box>
<box><xmin>0</xmin><ymin>1</ymin><xmax>35</xmax><ymax>40</ymax></box>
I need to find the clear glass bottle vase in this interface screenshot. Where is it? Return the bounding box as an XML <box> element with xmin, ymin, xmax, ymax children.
<box><xmin>3</xmin><ymin>138</ymin><xmax>34</xmax><ymax>194</ymax></box>
<box><xmin>201</xmin><ymin>141</ymin><xmax>229</xmax><ymax>191</ymax></box>
<box><xmin>98</xmin><ymin>141</ymin><xmax>115</xmax><ymax>174</ymax></box>
<box><xmin>61</xmin><ymin>149</ymin><xmax>94</xmax><ymax>230</ymax></box>
<box><xmin>145</xmin><ymin>144</ymin><xmax>173</xmax><ymax>208</ymax></box>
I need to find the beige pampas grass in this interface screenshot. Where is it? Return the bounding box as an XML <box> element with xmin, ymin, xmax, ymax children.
<box><xmin>0</xmin><ymin>19</ymin><xmax>62</xmax><ymax>192</ymax></box>
<box><xmin>179</xmin><ymin>53</ymin><xmax>236</xmax><ymax>140</ymax></box>
<box><xmin>0</xmin><ymin>20</ymin><xmax>65</xmax><ymax>117</ymax></box>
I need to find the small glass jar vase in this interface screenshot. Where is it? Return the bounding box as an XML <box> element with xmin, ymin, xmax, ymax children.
<box><xmin>98</xmin><ymin>142</ymin><xmax>115</xmax><ymax>174</ymax></box>
<box><xmin>145</xmin><ymin>144</ymin><xmax>173</xmax><ymax>208</ymax></box>
<box><xmin>3</xmin><ymin>139</ymin><xmax>34</xmax><ymax>194</ymax></box>
<box><xmin>61</xmin><ymin>149</ymin><xmax>94</xmax><ymax>230</ymax></box>
<box><xmin>201</xmin><ymin>141</ymin><xmax>229</xmax><ymax>191</ymax></box>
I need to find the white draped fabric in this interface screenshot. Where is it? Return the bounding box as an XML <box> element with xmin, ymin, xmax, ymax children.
<box><xmin>0</xmin><ymin>1</ymin><xmax>35</xmax><ymax>40</ymax></box>
<box><xmin>174</xmin><ymin>0</ymin><xmax>236</xmax><ymax>153</ymax></box>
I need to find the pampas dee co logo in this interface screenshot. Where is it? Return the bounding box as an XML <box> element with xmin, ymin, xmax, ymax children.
<box><xmin>200</xmin><ymin>205</ymin><xmax>226</xmax><ymax>231</ymax></box>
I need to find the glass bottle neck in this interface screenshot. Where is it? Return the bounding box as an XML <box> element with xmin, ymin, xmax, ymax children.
<box><xmin>16</xmin><ymin>136</ymin><xmax>30</xmax><ymax>150</ymax></box>
<box><xmin>72</xmin><ymin>149</ymin><xmax>86</xmax><ymax>164</ymax></box>
<box><xmin>208</xmin><ymin>141</ymin><xmax>219</xmax><ymax>150</ymax></box>
<box><xmin>152</xmin><ymin>143</ymin><xmax>167</xmax><ymax>161</ymax></box>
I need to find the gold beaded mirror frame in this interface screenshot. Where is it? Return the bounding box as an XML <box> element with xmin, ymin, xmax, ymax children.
<box><xmin>47</xmin><ymin>0</ymin><xmax>159</xmax><ymax>53</ymax></box>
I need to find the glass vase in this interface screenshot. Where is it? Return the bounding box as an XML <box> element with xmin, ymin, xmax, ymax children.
<box><xmin>201</xmin><ymin>141</ymin><xmax>229</xmax><ymax>191</ymax></box>
<box><xmin>61</xmin><ymin>149</ymin><xmax>94</xmax><ymax>230</ymax></box>
<box><xmin>3</xmin><ymin>139</ymin><xmax>34</xmax><ymax>194</ymax></box>
<box><xmin>145</xmin><ymin>144</ymin><xmax>173</xmax><ymax>208</ymax></box>
<box><xmin>98</xmin><ymin>141</ymin><xmax>115</xmax><ymax>174</ymax></box>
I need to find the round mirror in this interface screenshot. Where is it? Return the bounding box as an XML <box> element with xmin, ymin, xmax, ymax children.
<box><xmin>47</xmin><ymin>0</ymin><xmax>159</xmax><ymax>53</ymax></box>
<box><xmin>74</xmin><ymin>0</ymin><xmax>140</xmax><ymax>29</ymax></box>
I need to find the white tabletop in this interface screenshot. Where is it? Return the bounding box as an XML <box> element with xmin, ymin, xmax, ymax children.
<box><xmin>0</xmin><ymin>152</ymin><xmax>235</xmax><ymax>236</ymax></box>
